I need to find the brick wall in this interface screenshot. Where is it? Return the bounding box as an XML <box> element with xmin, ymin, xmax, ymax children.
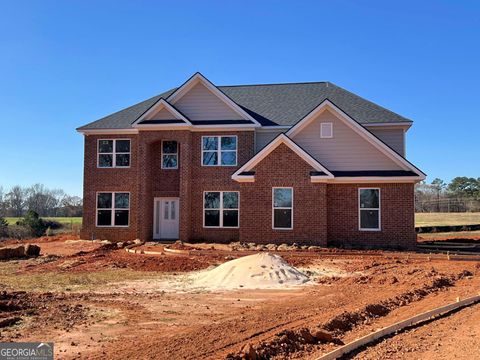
<box><xmin>80</xmin><ymin>134</ymin><xmax>139</xmax><ymax>241</ymax></box>
<box><xmin>81</xmin><ymin>132</ymin><xmax>416</xmax><ymax>249</ymax></box>
<box><xmin>189</xmin><ymin>131</ymin><xmax>254</xmax><ymax>242</ymax></box>
<box><xmin>239</xmin><ymin>143</ymin><xmax>328</xmax><ymax>245</ymax></box>
<box><xmin>327</xmin><ymin>183</ymin><xmax>416</xmax><ymax>250</ymax></box>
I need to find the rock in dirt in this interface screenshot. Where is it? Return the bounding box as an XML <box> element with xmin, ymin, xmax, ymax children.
<box><xmin>25</xmin><ymin>244</ymin><xmax>40</xmax><ymax>257</ymax></box>
<box><xmin>0</xmin><ymin>246</ymin><xmax>25</xmax><ymax>260</ymax></box>
<box><xmin>194</xmin><ymin>253</ymin><xmax>309</xmax><ymax>290</ymax></box>
<box><xmin>0</xmin><ymin>316</ymin><xmax>22</xmax><ymax>328</ymax></box>
<box><xmin>312</xmin><ymin>329</ymin><xmax>335</xmax><ymax>343</ymax></box>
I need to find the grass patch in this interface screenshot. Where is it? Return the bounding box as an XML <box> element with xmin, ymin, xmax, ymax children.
<box><xmin>415</xmin><ymin>213</ymin><xmax>480</xmax><ymax>227</ymax></box>
<box><xmin>0</xmin><ymin>260</ymin><xmax>159</xmax><ymax>292</ymax></box>
<box><xmin>418</xmin><ymin>230</ymin><xmax>480</xmax><ymax>240</ymax></box>
<box><xmin>5</xmin><ymin>217</ymin><xmax>82</xmax><ymax>226</ymax></box>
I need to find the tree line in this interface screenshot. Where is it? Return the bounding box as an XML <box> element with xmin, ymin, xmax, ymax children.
<box><xmin>0</xmin><ymin>184</ymin><xmax>82</xmax><ymax>217</ymax></box>
<box><xmin>415</xmin><ymin>177</ymin><xmax>480</xmax><ymax>212</ymax></box>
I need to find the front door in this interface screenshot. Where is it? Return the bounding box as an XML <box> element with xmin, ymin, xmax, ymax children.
<box><xmin>153</xmin><ymin>197</ymin><xmax>180</xmax><ymax>239</ymax></box>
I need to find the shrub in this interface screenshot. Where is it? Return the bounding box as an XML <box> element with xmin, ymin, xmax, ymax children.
<box><xmin>0</xmin><ymin>217</ymin><xmax>8</xmax><ymax>239</ymax></box>
<box><xmin>18</xmin><ymin>210</ymin><xmax>47</xmax><ymax>237</ymax></box>
<box><xmin>6</xmin><ymin>225</ymin><xmax>34</xmax><ymax>239</ymax></box>
<box><xmin>43</xmin><ymin>219</ymin><xmax>62</xmax><ymax>230</ymax></box>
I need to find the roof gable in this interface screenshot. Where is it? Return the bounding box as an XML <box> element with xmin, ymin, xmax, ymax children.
<box><xmin>132</xmin><ymin>98</ymin><xmax>191</xmax><ymax>127</ymax></box>
<box><xmin>167</xmin><ymin>73</ymin><xmax>261</xmax><ymax>125</ymax></box>
<box><xmin>232</xmin><ymin>134</ymin><xmax>333</xmax><ymax>182</ymax></box>
<box><xmin>286</xmin><ymin>100</ymin><xmax>425</xmax><ymax>178</ymax></box>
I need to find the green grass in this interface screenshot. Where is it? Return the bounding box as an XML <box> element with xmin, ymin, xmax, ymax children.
<box><xmin>418</xmin><ymin>230</ymin><xmax>480</xmax><ymax>240</ymax></box>
<box><xmin>5</xmin><ymin>217</ymin><xmax>82</xmax><ymax>226</ymax></box>
<box><xmin>415</xmin><ymin>213</ymin><xmax>480</xmax><ymax>227</ymax></box>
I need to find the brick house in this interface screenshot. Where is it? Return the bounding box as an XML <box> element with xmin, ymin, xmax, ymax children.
<box><xmin>77</xmin><ymin>73</ymin><xmax>425</xmax><ymax>249</ymax></box>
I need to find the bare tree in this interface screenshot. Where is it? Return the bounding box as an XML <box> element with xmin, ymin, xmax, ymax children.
<box><xmin>6</xmin><ymin>186</ymin><xmax>26</xmax><ymax>217</ymax></box>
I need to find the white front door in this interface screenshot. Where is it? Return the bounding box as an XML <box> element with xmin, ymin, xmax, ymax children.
<box><xmin>153</xmin><ymin>197</ymin><xmax>180</xmax><ymax>239</ymax></box>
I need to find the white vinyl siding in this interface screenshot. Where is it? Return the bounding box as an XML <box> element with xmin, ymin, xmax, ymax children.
<box><xmin>291</xmin><ymin>110</ymin><xmax>403</xmax><ymax>170</ymax></box>
<box><xmin>146</xmin><ymin>107</ymin><xmax>179</xmax><ymax>120</ymax></box>
<box><xmin>174</xmin><ymin>82</ymin><xmax>244</xmax><ymax>120</ymax></box>
<box><xmin>255</xmin><ymin>129</ymin><xmax>285</xmax><ymax>153</ymax></box>
<box><xmin>367</xmin><ymin>128</ymin><xmax>405</xmax><ymax>156</ymax></box>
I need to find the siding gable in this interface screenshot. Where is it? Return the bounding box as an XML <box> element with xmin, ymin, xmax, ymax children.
<box><xmin>174</xmin><ymin>82</ymin><xmax>245</xmax><ymax>121</ymax></box>
<box><xmin>368</xmin><ymin>128</ymin><xmax>405</xmax><ymax>156</ymax></box>
<box><xmin>145</xmin><ymin>106</ymin><xmax>183</xmax><ymax>120</ymax></box>
<box><xmin>291</xmin><ymin>109</ymin><xmax>403</xmax><ymax>171</ymax></box>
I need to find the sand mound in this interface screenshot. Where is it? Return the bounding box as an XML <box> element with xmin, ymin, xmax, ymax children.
<box><xmin>194</xmin><ymin>253</ymin><xmax>310</xmax><ymax>290</ymax></box>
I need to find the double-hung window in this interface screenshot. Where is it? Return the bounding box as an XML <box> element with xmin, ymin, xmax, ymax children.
<box><xmin>204</xmin><ymin>191</ymin><xmax>239</xmax><ymax>227</ymax></box>
<box><xmin>161</xmin><ymin>141</ymin><xmax>178</xmax><ymax>169</ymax></box>
<box><xmin>98</xmin><ymin>139</ymin><xmax>131</xmax><ymax>168</ymax></box>
<box><xmin>97</xmin><ymin>192</ymin><xmax>130</xmax><ymax>227</ymax></box>
<box><xmin>202</xmin><ymin>136</ymin><xmax>237</xmax><ymax>166</ymax></box>
<box><xmin>359</xmin><ymin>188</ymin><xmax>381</xmax><ymax>230</ymax></box>
<box><xmin>273</xmin><ymin>187</ymin><xmax>293</xmax><ymax>229</ymax></box>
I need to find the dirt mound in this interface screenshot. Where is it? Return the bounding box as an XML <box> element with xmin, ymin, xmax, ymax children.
<box><xmin>227</xmin><ymin>328</ymin><xmax>342</xmax><ymax>360</ymax></box>
<box><xmin>194</xmin><ymin>253</ymin><xmax>309</xmax><ymax>290</ymax></box>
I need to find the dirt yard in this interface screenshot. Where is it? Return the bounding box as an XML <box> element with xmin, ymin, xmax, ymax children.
<box><xmin>1</xmin><ymin>235</ymin><xmax>480</xmax><ymax>359</ymax></box>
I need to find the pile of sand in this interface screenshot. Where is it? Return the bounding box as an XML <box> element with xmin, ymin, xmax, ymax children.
<box><xmin>194</xmin><ymin>253</ymin><xmax>310</xmax><ymax>290</ymax></box>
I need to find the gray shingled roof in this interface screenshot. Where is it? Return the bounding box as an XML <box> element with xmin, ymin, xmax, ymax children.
<box><xmin>77</xmin><ymin>82</ymin><xmax>412</xmax><ymax>130</ymax></box>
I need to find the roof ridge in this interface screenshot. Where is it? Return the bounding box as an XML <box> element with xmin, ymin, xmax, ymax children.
<box><xmin>218</xmin><ymin>81</ymin><xmax>328</xmax><ymax>88</ymax></box>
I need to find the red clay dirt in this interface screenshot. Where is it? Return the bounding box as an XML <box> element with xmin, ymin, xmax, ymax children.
<box><xmin>1</xmin><ymin>237</ymin><xmax>480</xmax><ymax>359</ymax></box>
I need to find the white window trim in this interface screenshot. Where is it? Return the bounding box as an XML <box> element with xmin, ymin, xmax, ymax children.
<box><xmin>203</xmin><ymin>191</ymin><xmax>240</xmax><ymax>228</ymax></box>
<box><xmin>272</xmin><ymin>187</ymin><xmax>293</xmax><ymax>230</ymax></box>
<box><xmin>161</xmin><ymin>140</ymin><xmax>178</xmax><ymax>169</ymax></box>
<box><xmin>320</xmin><ymin>122</ymin><xmax>333</xmax><ymax>138</ymax></box>
<box><xmin>201</xmin><ymin>135</ymin><xmax>238</xmax><ymax>167</ymax></box>
<box><xmin>96</xmin><ymin>191</ymin><xmax>130</xmax><ymax>227</ymax></box>
<box><xmin>358</xmin><ymin>188</ymin><xmax>381</xmax><ymax>231</ymax></box>
<box><xmin>97</xmin><ymin>139</ymin><xmax>131</xmax><ymax>168</ymax></box>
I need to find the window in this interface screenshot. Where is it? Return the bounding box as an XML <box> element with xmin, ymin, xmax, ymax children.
<box><xmin>96</xmin><ymin>192</ymin><xmax>130</xmax><ymax>227</ymax></box>
<box><xmin>273</xmin><ymin>187</ymin><xmax>293</xmax><ymax>229</ymax></box>
<box><xmin>203</xmin><ymin>191</ymin><xmax>239</xmax><ymax>228</ymax></box>
<box><xmin>161</xmin><ymin>141</ymin><xmax>178</xmax><ymax>169</ymax></box>
<box><xmin>320</xmin><ymin>122</ymin><xmax>333</xmax><ymax>138</ymax></box>
<box><xmin>359</xmin><ymin>188</ymin><xmax>381</xmax><ymax>230</ymax></box>
<box><xmin>98</xmin><ymin>139</ymin><xmax>131</xmax><ymax>168</ymax></box>
<box><xmin>202</xmin><ymin>136</ymin><xmax>237</xmax><ymax>166</ymax></box>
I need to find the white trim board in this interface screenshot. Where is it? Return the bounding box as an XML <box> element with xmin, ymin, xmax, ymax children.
<box><xmin>132</xmin><ymin>98</ymin><xmax>192</xmax><ymax>127</ymax></box>
<box><xmin>166</xmin><ymin>72</ymin><xmax>261</xmax><ymax>127</ymax></box>
<box><xmin>232</xmin><ymin>134</ymin><xmax>334</xmax><ymax>182</ymax></box>
<box><xmin>286</xmin><ymin>100</ymin><xmax>425</xmax><ymax>180</ymax></box>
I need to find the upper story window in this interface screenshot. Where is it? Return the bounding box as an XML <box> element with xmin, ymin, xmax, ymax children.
<box><xmin>98</xmin><ymin>139</ymin><xmax>131</xmax><ymax>168</ymax></box>
<box><xmin>202</xmin><ymin>136</ymin><xmax>237</xmax><ymax>166</ymax></box>
<box><xmin>320</xmin><ymin>122</ymin><xmax>333</xmax><ymax>138</ymax></box>
<box><xmin>359</xmin><ymin>188</ymin><xmax>381</xmax><ymax>231</ymax></box>
<box><xmin>161</xmin><ymin>141</ymin><xmax>178</xmax><ymax>169</ymax></box>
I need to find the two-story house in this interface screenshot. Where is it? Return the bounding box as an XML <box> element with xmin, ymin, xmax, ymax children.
<box><xmin>77</xmin><ymin>73</ymin><xmax>425</xmax><ymax>249</ymax></box>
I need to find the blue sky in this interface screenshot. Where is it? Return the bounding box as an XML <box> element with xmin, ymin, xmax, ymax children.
<box><xmin>1</xmin><ymin>0</ymin><xmax>479</xmax><ymax>196</ymax></box>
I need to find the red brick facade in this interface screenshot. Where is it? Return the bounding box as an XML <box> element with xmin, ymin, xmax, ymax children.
<box><xmin>81</xmin><ymin>131</ymin><xmax>417</xmax><ymax>249</ymax></box>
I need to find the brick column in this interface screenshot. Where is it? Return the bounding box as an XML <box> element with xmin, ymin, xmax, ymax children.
<box><xmin>179</xmin><ymin>131</ymin><xmax>192</xmax><ymax>241</ymax></box>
